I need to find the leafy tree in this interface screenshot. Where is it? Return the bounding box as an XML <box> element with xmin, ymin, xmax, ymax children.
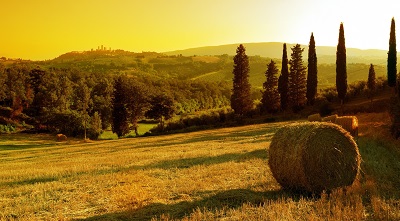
<box><xmin>126</xmin><ymin>81</ymin><xmax>150</xmax><ymax>136</ymax></box>
<box><xmin>288</xmin><ymin>44</ymin><xmax>307</xmax><ymax>111</ymax></box>
<box><xmin>367</xmin><ymin>64</ymin><xmax>376</xmax><ymax>102</ymax></box>
<box><xmin>145</xmin><ymin>94</ymin><xmax>175</xmax><ymax>130</ymax></box>
<box><xmin>307</xmin><ymin>33</ymin><xmax>318</xmax><ymax>105</ymax></box>
<box><xmin>336</xmin><ymin>22</ymin><xmax>348</xmax><ymax>107</ymax></box>
<box><xmin>34</xmin><ymin>70</ymin><xmax>72</xmax><ymax>114</ymax></box>
<box><xmin>261</xmin><ymin>60</ymin><xmax>280</xmax><ymax>113</ymax></box>
<box><xmin>74</xmin><ymin>79</ymin><xmax>91</xmax><ymax>139</ymax></box>
<box><xmin>278</xmin><ymin>43</ymin><xmax>289</xmax><ymax>111</ymax></box>
<box><xmin>231</xmin><ymin>44</ymin><xmax>253</xmax><ymax>115</ymax></box>
<box><xmin>92</xmin><ymin>76</ymin><xmax>114</xmax><ymax>129</ymax></box>
<box><xmin>388</xmin><ymin>17</ymin><xmax>397</xmax><ymax>89</ymax></box>
<box><xmin>0</xmin><ymin>64</ymin><xmax>5</xmax><ymax>102</ymax></box>
<box><xmin>57</xmin><ymin>74</ymin><xmax>73</xmax><ymax>112</ymax></box>
<box><xmin>4</xmin><ymin>65</ymin><xmax>32</xmax><ymax>118</ymax></box>
<box><xmin>88</xmin><ymin>111</ymin><xmax>102</xmax><ymax>139</ymax></box>
<box><xmin>112</xmin><ymin>76</ymin><xmax>129</xmax><ymax>137</ymax></box>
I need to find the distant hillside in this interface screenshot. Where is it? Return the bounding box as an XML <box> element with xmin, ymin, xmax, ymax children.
<box><xmin>164</xmin><ymin>42</ymin><xmax>391</xmax><ymax>64</ymax></box>
<box><xmin>27</xmin><ymin>44</ymin><xmax>388</xmax><ymax>90</ymax></box>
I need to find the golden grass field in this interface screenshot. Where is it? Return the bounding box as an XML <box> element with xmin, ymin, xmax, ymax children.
<box><xmin>0</xmin><ymin>112</ymin><xmax>399</xmax><ymax>220</ymax></box>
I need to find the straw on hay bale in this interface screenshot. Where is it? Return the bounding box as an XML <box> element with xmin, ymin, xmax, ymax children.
<box><xmin>268</xmin><ymin>122</ymin><xmax>360</xmax><ymax>193</ymax></box>
<box><xmin>322</xmin><ymin>114</ymin><xmax>338</xmax><ymax>123</ymax></box>
<box><xmin>335</xmin><ymin>116</ymin><xmax>358</xmax><ymax>138</ymax></box>
<box><xmin>307</xmin><ymin>113</ymin><xmax>321</xmax><ymax>122</ymax></box>
<box><xmin>56</xmin><ymin>134</ymin><xmax>67</xmax><ymax>142</ymax></box>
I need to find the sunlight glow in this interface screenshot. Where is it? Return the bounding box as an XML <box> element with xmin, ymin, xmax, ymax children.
<box><xmin>1</xmin><ymin>0</ymin><xmax>400</xmax><ymax>60</ymax></box>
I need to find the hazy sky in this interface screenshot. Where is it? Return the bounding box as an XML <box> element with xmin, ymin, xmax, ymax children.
<box><xmin>2</xmin><ymin>0</ymin><xmax>400</xmax><ymax>60</ymax></box>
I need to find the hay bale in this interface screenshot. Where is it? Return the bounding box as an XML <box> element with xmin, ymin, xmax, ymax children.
<box><xmin>322</xmin><ymin>114</ymin><xmax>338</xmax><ymax>123</ymax></box>
<box><xmin>56</xmin><ymin>134</ymin><xmax>67</xmax><ymax>142</ymax></box>
<box><xmin>307</xmin><ymin>113</ymin><xmax>321</xmax><ymax>122</ymax></box>
<box><xmin>335</xmin><ymin>116</ymin><xmax>358</xmax><ymax>138</ymax></box>
<box><xmin>268</xmin><ymin>122</ymin><xmax>360</xmax><ymax>193</ymax></box>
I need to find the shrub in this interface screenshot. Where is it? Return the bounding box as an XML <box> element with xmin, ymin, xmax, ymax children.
<box><xmin>87</xmin><ymin>112</ymin><xmax>103</xmax><ymax>140</ymax></box>
<box><xmin>319</xmin><ymin>101</ymin><xmax>334</xmax><ymax>116</ymax></box>
<box><xmin>42</xmin><ymin>111</ymin><xmax>84</xmax><ymax>137</ymax></box>
<box><xmin>389</xmin><ymin>96</ymin><xmax>400</xmax><ymax>139</ymax></box>
<box><xmin>150</xmin><ymin>108</ymin><xmax>235</xmax><ymax>134</ymax></box>
<box><xmin>0</xmin><ymin>124</ymin><xmax>16</xmax><ymax>133</ymax></box>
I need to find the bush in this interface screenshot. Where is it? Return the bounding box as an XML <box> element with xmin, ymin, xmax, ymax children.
<box><xmin>150</xmin><ymin>108</ymin><xmax>235</xmax><ymax>134</ymax></box>
<box><xmin>389</xmin><ymin>96</ymin><xmax>400</xmax><ymax>139</ymax></box>
<box><xmin>0</xmin><ymin>124</ymin><xmax>16</xmax><ymax>133</ymax></box>
<box><xmin>319</xmin><ymin>101</ymin><xmax>334</xmax><ymax>116</ymax></box>
<box><xmin>320</xmin><ymin>87</ymin><xmax>338</xmax><ymax>102</ymax></box>
<box><xmin>87</xmin><ymin>112</ymin><xmax>103</xmax><ymax>140</ymax></box>
<box><xmin>42</xmin><ymin>111</ymin><xmax>85</xmax><ymax>137</ymax></box>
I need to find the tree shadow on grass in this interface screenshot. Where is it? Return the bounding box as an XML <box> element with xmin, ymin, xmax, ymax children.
<box><xmin>1</xmin><ymin>149</ymin><xmax>268</xmax><ymax>187</ymax></box>
<box><xmin>133</xmin><ymin>149</ymin><xmax>268</xmax><ymax>170</ymax></box>
<box><xmin>137</xmin><ymin>125</ymin><xmax>280</xmax><ymax>149</ymax></box>
<box><xmin>76</xmin><ymin>188</ymin><xmax>310</xmax><ymax>221</ymax></box>
<box><xmin>0</xmin><ymin>144</ymin><xmax>53</xmax><ymax>151</ymax></box>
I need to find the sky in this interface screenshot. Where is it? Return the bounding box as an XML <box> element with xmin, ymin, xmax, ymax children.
<box><xmin>1</xmin><ymin>0</ymin><xmax>400</xmax><ymax>60</ymax></box>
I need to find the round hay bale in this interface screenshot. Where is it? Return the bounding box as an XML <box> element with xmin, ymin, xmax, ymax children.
<box><xmin>56</xmin><ymin>134</ymin><xmax>67</xmax><ymax>142</ymax></box>
<box><xmin>268</xmin><ymin>122</ymin><xmax>360</xmax><ymax>193</ymax></box>
<box><xmin>322</xmin><ymin>114</ymin><xmax>338</xmax><ymax>123</ymax></box>
<box><xmin>335</xmin><ymin>116</ymin><xmax>358</xmax><ymax>138</ymax></box>
<box><xmin>307</xmin><ymin>113</ymin><xmax>322</xmax><ymax>122</ymax></box>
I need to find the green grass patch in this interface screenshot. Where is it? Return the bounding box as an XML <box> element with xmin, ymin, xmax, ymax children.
<box><xmin>98</xmin><ymin>123</ymin><xmax>157</xmax><ymax>140</ymax></box>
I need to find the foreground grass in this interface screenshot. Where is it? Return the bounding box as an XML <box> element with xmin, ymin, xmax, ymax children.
<box><xmin>0</xmin><ymin>113</ymin><xmax>399</xmax><ymax>220</ymax></box>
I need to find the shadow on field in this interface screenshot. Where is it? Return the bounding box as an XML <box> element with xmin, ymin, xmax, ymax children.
<box><xmin>1</xmin><ymin>149</ymin><xmax>268</xmax><ymax>187</ymax></box>
<box><xmin>134</xmin><ymin>149</ymin><xmax>268</xmax><ymax>170</ymax></box>
<box><xmin>0</xmin><ymin>144</ymin><xmax>52</xmax><ymax>151</ymax></box>
<box><xmin>137</xmin><ymin>125</ymin><xmax>279</xmax><ymax>149</ymax></box>
<box><xmin>77</xmin><ymin>188</ymin><xmax>308</xmax><ymax>221</ymax></box>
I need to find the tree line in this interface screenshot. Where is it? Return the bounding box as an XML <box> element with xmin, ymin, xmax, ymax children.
<box><xmin>0</xmin><ymin>64</ymin><xmax>231</xmax><ymax>137</ymax></box>
<box><xmin>231</xmin><ymin>22</ymin><xmax>396</xmax><ymax>118</ymax></box>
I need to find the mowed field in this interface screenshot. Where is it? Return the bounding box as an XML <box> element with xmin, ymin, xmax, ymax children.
<box><xmin>0</xmin><ymin>113</ymin><xmax>399</xmax><ymax>220</ymax></box>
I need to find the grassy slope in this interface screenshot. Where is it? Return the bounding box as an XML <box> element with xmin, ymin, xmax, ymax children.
<box><xmin>0</xmin><ymin>113</ymin><xmax>399</xmax><ymax>220</ymax></box>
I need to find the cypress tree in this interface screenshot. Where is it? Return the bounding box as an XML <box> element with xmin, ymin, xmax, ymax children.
<box><xmin>112</xmin><ymin>76</ymin><xmax>129</xmax><ymax>137</ymax></box>
<box><xmin>307</xmin><ymin>33</ymin><xmax>318</xmax><ymax>105</ymax></box>
<box><xmin>231</xmin><ymin>44</ymin><xmax>253</xmax><ymax>115</ymax></box>
<box><xmin>336</xmin><ymin>22</ymin><xmax>347</xmax><ymax>106</ymax></box>
<box><xmin>288</xmin><ymin>44</ymin><xmax>307</xmax><ymax>111</ymax></box>
<box><xmin>367</xmin><ymin>64</ymin><xmax>376</xmax><ymax>102</ymax></box>
<box><xmin>261</xmin><ymin>60</ymin><xmax>280</xmax><ymax>113</ymax></box>
<box><xmin>388</xmin><ymin>17</ymin><xmax>397</xmax><ymax>89</ymax></box>
<box><xmin>278</xmin><ymin>43</ymin><xmax>289</xmax><ymax>111</ymax></box>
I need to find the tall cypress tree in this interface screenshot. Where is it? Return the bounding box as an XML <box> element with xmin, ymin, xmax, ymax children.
<box><xmin>288</xmin><ymin>44</ymin><xmax>307</xmax><ymax>111</ymax></box>
<box><xmin>112</xmin><ymin>76</ymin><xmax>129</xmax><ymax>137</ymax></box>
<box><xmin>278</xmin><ymin>43</ymin><xmax>289</xmax><ymax>111</ymax></box>
<box><xmin>388</xmin><ymin>17</ymin><xmax>397</xmax><ymax>89</ymax></box>
<box><xmin>336</xmin><ymin>22</ymin><xmax>347</xmax><ymax>106</ymax></box>
<box><xmin>367</xmin><ymin>64</ymin><xmax>376</xmax><ymax>102</ymax></box>
<box><xmin>261</xmin><ymin>60</ymin><xmax>280</xmax><ymax>113</ymax></box>
<box><xmin>231</xmin><ymin>44</ymin><xmax>253</xmax><ymax>115</ymax></box>
<box><xmin>307</xmin><ymin>33</ymin><xmax>318</xmax><ymax>105</ymax></box>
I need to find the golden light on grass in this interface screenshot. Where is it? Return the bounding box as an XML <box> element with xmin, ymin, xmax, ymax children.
<box><xmin>0</xmin><ymin>113</ymin><xmax>399</xmax><ymax>220</ymax></box>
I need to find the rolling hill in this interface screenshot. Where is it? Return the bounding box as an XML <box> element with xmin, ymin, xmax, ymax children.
<box><xmin>27</xmin><ymin>42</ymin><xmax>390</xmax><ymax>89</ymax></box>
<box><xmin>164</xmin><ymin>42</ymin><xmax>390</xmax><ymax>64</ymax></box>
